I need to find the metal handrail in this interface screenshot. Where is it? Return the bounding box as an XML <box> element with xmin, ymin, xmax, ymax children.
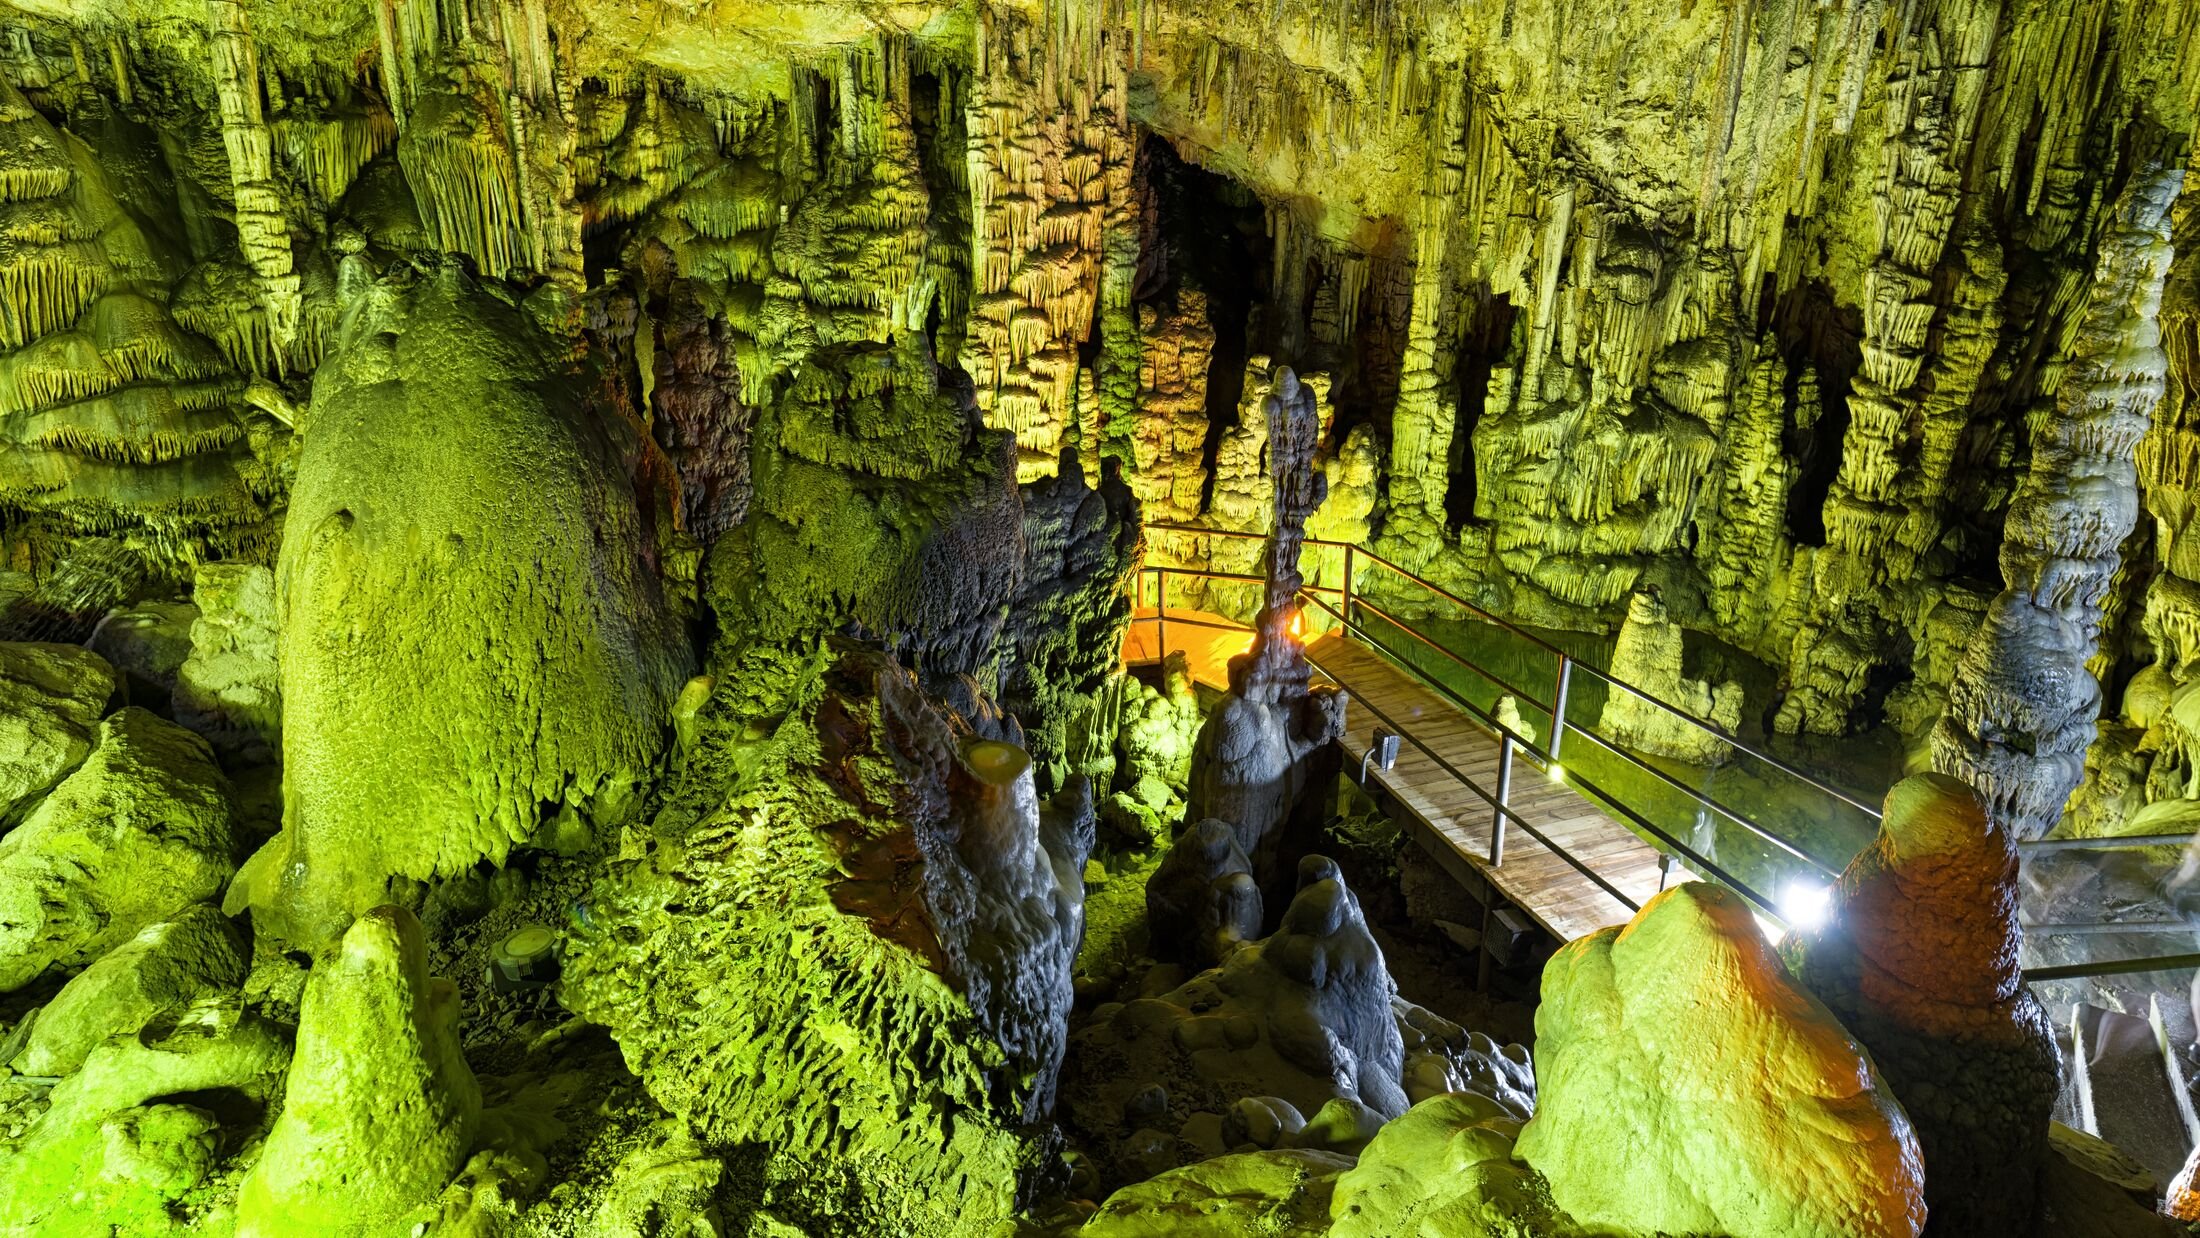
<box><xmin>1334</xmin><ymin>594</ymin><xmax>1840</xmax><ymax>879</ymax></box>
<box><xmin>2023</xmin><ymin>921</ymin><xmax>2194</xmax><ymax>936</ymax></box>
<box><xmin>1132</xmin><ymin>560</ymin><xmax>1838</xmax><ymax>887</ymax></box>
<box><xmin>1311</xmin><ymin>654</ymin><xmax>1641</xmax><ymax>914</ymax></box>
<box><xmin>2021</xmin><ymin>833</ymin><xmax>2200</xmax><ymax>851</ymax></box>
<box><xmin>1352</xmin><ymin>595</ymin><xmax>1555</xmax><ymax>716</ymax></box>
<box><xmin>1296</xmin><ymin>588</ymin><xmax>1786</xmax><ymax>921</ymax></box>
<box><xmin>2025</xmin><ymin>953</ymin><xmax>2200</xmax><ymax>982</ymax></box>
<box><xmin>1132</xmin><ymin>551</ymin><xmax>2200</xmax><ymax>983</ymax></box>
<box><xmin>1143</xmin><ymin>521</ymin><xmax>1883</xmax><ymax>821</ymax></box>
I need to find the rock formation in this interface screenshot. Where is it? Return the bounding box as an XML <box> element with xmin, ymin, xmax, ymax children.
<box><xmin>1515</xmin><ymin>882</ymin><xmax>1926</xmax><ymax>1238</ymax></box>
<box><xmin>1076</xmin><ymin>1089</ymin><xmax>1556</xmax><ymax>1238</ymax></box>
<box><xmin>0</xmin><ymin>705</ymin><xmax>239</xmax><ymax>991</ymax></box>
<box><xmin>0</xmin><ymin>1</ymin><xmax>2187</xmax><ymax>1234</ymax></box>
<box><xmin>559</xmin><ymin>645</ymin><xmax>1090</xmax><ymax>1233</ymax></box>
<box><xmin>1144</xmin><ymin>817</ymin><xmax>1263</xmax><ymax>969</ymax></box>
<box><xmin>1934</xmin><ymin>166</ymin><xmax>2186</xmax><ymax>838</ymax></box>
<box><xmin>0</xmin><ymin>994</ymin><xmax>291</xmax><ymax>1233</ymax></box>
<box><xmin>0</xmin><ymin>640</ymin><xmax>112</xmax><ymax>819</ymax></box>
<box><xmin>237</xmin><ymin>904</ymin><xmax>481</xmax><ymax>1237</ymax></box>
<box><xmin>1793</xmin><ymin>772</ymin><xmax>2061</xmax><ymax>1238</ymax></box>
<box><xmin>169</xmin><ymin>561</ymin><xmax>279</xmax><ymax>763</ymax></box>
<box><xmin>1186</xmin><ymin>368</ymin><xmax>1346</xmax><ymax>903</ymax></box>
<box><xmin>1597</xmin><ymin>586</ymin><xmax>1743</xmax><ymax>764</ymax></box>
<box><xmin>1068</xmin><ymin>862</ymin><xmax>1531</xmax><ymax>1190</ymax></box>
<box><xmin>14</xmin><ymin>902</ymin><xmax>248</xmax><ymax>1077</ymax></box>
<box><xmin>232</xmin><ymin>264</ymin><xmax>691</xmax><ymax>946</ymax></box>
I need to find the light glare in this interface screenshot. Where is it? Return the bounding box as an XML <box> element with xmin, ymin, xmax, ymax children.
<box><xmin>1779</xmin><ymin>880</ymin><xmax>1834</xmax><ymax>933</ymax></box>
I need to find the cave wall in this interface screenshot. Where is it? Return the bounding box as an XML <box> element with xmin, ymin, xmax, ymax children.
<box><xmin>0</xmin><ymin>0</ymin><xmax>2192</xmax><ymax>809</ymax></box>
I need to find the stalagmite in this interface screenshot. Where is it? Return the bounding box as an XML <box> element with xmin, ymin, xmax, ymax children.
<box><xmin>1933</xmin><ymin>166</ymin><xmax>2184</xmax><ymax>837</ymax></box>
<box><xmin>1185</xmin><ymin>368</ymin><xmax>1345</xmax><ymax>904</ymax></box>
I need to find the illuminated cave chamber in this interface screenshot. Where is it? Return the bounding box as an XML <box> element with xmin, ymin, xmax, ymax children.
<box><xmin>0</xmin><ymin>1</ymin><xmax>2193</xmax><ymax>1237</ymax></box>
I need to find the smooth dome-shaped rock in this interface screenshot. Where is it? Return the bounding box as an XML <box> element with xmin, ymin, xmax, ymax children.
<box><xmin>1515</xmin><ymin>881</ymin><xmax>1927</xmax><ymax>1238</ymax></box>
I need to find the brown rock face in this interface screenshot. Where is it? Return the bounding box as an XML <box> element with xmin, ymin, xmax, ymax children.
<box><xmin>1795</xmin><ymin>772</ymin><xmax>2060</xmax><ymax>1238</ymax></box>
<box><xmin>1834</xmin><ymin>772</ymin><xmax>2024</xmax><ymax>1021</ymax></box>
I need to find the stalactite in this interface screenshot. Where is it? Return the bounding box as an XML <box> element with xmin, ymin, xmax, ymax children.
<box><xmin>1384</xmin><ymin>69</ymin><xmax>1466</xmax><ymax>551</ymax></box>
<box><xmin>1933</xmin><ymin>166</ymin><xmax>2183</xmax><ymax>838</ymax></box>
<box><xmin>205</xmin><ymin>0</ymin><xmax>300</xmax><ymax>352</ymax></box>
<box><xmin>963</xmin><ymin>8</ymin><xmax>1131</xmax><ymax>482</ymax></box>
<box><xmin>1695</xmin><ymin>343</ymin><xmax>1792</xmax><ymax>637</ymax></box>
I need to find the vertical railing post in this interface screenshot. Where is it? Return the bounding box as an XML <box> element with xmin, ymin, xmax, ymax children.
<box><xmin>1549</xmin><ymin>654</ymin><xmax>1573</xmax><ymax>764</ymax></box>
<box><xmin>1156</xmin><ymin>567</ymin><xmax>1168</xmax><ymax>661</ymax></box>
<box><xmin>1342</xmin><ymin>543</ymin><xmax>1355</xmax><ymax>633</ymax></box>
<box><xmin>1490</xmin><ymin>733</ymin><xmax>1514</xmax><ymax>866</ymax></box>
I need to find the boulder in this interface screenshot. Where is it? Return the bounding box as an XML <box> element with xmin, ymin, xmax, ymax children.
<box><xmin>2052</xmin><ymin>1122</ymin><xmax>2181</xmax><ymax>1237</ymax></box>
<box><xmin>1328</xmin><ymin>1091</ymin><xmax>1558</xmax><ymax>1238</ymax></box>
<box><xmin>0</xmin><ymin>994</ymin><xmax>290</xmax><ymax>1233</ymax></box>
<box><xmin>87</xmin><ymin>600</ymin><xmax>198</xmax><ymax>709</ymax></box>
<box><xmin>1079</xmin><ymin>1149</ymin><xmax>1349</xmax><ymax>1237</ymax></box>
<box><xmin>0</xmin><ymin>707</ymin><xmax>238</xmax><ymax>992</ymax></box>
<box><xmin>15</xmin><ymin>902</ymin><xmax>249</xmax><ymax>1075</ymax></box>
<box><xmin>1515</xmin><ymin>881</ymin><xmax>1926</xmax><ymax>1238</ymax></box>
<box><xmin>0</xmin><ymin>640</ymin><xmax>113</xmax><ymax>822</ymax></box>
<box><xmin>237</xmin><ymin>904</ymin><xmax>480</xmax><ymax>1237</ymax></box>
<box><xmin>171</xmin><ymin>562</ymin><xmax>280</xmax><ymax>763</ymax></box>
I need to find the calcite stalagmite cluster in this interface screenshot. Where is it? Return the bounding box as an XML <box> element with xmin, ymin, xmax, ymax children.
<box><xmin>0</xmin><ymin>0</ymin><xmax>2188</xmax><ymax>1235</ymax></box>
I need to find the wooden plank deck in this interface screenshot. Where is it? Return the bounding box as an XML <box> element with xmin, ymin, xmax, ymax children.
<box><xmin>1121</xmin><ymin>608</ymin><xmax>1254</xmax><ymax>691</ymax></box>
<box><xmin>1306</xmin><ymin>633</ymin><xmax>1686</xmax><ymax>944</ymax></box>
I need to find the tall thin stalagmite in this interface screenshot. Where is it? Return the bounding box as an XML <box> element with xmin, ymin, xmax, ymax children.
<box><xmin>1932</xmin><ymin>164</ymin><xmax>2186</xmax><ymax>837</ymax></box>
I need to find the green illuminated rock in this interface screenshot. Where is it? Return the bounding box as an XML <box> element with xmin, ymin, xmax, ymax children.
<box><xmin>236</xmin><ymin>904</ymin><xmax>481</xmax><ymax>1238</ymax></box>
<box><xmin>1515</xmin><ymin>882</ymin><xmax>1926</xmax><ymax>1238</ymax></box>
<box><xmin>239</xmin><ymin>265</ymin><xmax>689</xmax><ymax>944</ymax></box>
<box><xmin>1079</xmin><ymin>1092</ymin><xmax>1556</xmax><ymax>1238</ymax></box>
<box><xmin>15</xmin><ymin>901</ymin><xmax>247</xmax><ymax>1076</ymax></box>
<box><xmin>0</xmin><ymin>994</ymin><xmax>290</xmax><ymax>1235</ymax></box>
<box><xmin>0</xmin><ymin>640</ymin><xmax>112</xmax><ymax>820</ymax></box>
<box><xmin>1079</xmin><ymin>1148</ymin><xmax>1349</xmax><ymax>1237</ymax></box>
<box><xmin>0</xmin><ymin>706</ymin><xmax>237</xmax><ymax>992</ymax></box>
<box><xmin>1327</xmin><ymin>1091</ymin><xmax>1558</xmax><ymax>1238</ymax></box>
<box><xmin>171</xmin><ymin>561</ymin><xmax>280</xmax><ymax>763</ymax></box>
<box><xmin>560</xmin><ymin>646</ymin><xmax>1082</xmax><ymax>1237</ymax></box>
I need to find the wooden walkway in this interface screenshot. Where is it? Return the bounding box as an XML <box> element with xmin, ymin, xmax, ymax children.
<box><xmin>1121</xmin><ymin>608</ymin><xmax>1254</xmax><ymax>691</ymax></box>
<box><xmin>1306</xmin><ymin>633</ymin><xmax>1686</xmax><ymax>944</ymax></box>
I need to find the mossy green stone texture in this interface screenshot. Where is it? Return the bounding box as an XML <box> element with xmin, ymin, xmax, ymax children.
<box><xmin>247</xmin><ymin>264</ymin><xmax>688</xmax><ymax>944</ymax></box>
<box><xmin>0</xmin><ymin>639</ymin><xmax>112</xmax><ymax>820</ymax></box>
<box><xmin>1328</xmin><ymin>1091</ymin><xmax>1557</xmax><ymax>1238</ymax></box>
<box><xmin>236</xmin><ymin>904</ymin><xmax>480</xmax><ymax>1238</ymax></box>
<box><xmin>1080</xmin><ymin>1148</ymin><xmax>1350</xmax><ymax>1237</ymax></box>
<box><xmin>0</xmin><ymin>994</ymin><xmax>290</xmax><ymax>1235</ymax></box>
<box><xmin>0</xmin><ymin>704</ymin><xmax>237</xmax><ymax>992</ymax></box>
<box><xmin>1516</xmin><ymin>882</ymin><xmax>1926</xmax><ymax>1238</ymax></box>
<box><xmin>15</xmin><ymin>901</ymin><xmax>248</xmax><ymax>1076</ymax></box>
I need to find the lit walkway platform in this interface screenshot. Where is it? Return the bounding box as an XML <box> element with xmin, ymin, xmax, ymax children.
<box><xmin>1307</xmin><ymin>633</ymin><xmax>1688</xmax><ymax>944</ymax></box>
<box><xmin>1120</xmin><ymin>607</ymin><xmax>1252</xmax><ymax>691</ymax></box>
